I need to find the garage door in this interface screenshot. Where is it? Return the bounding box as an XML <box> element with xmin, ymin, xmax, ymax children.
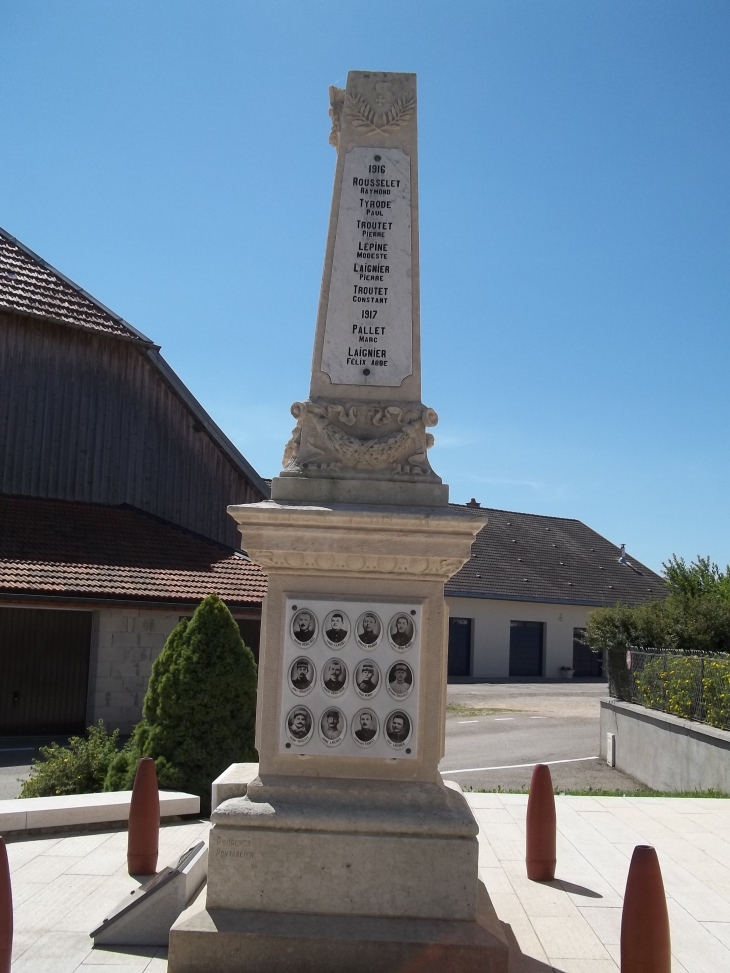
<box><xmin>0</xmin><ymin>607</ymin><xmax>92</xmax><ymax>735</ymax></box>
<box><xmin>509</xmin><ymin>621</ymin><xmax>544</xmax><ymax>677</ymax></box>
<box><xmin>448</xmin><ymin>618</ymin><xmax>472</xmax><ymax>677</ymax></box>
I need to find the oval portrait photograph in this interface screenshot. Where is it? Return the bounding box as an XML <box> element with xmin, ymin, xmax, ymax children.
<box><xmin>351</xmin><ymin>708</ymin><xmax>379</xmax><ymax>748</ymax></box>
<box><xmin>319</xmin><ymin>707</ymin><xmax>346</xmax><ymax>747</ymax></box>
<box><xmin>321</xmin><ymin>657</ymin><xmax>348</xmax><ymax>697</ymax></box>
<box><xmin>286</xmin><ymin>705</ymin><xmax>314</xmax><ymax>746</ymax></box>
<box><xmin>385</xmin><ymin>710</ymin><xmax>412</xmax><ymax>749</ymax></box>
<box><xmin>289</xmin><ymin>657</ymin><xmax>316</xmax><ymax>696</ymax></box>
<box><xmin>290</xmin><ymin>608</ymin><xmax>317</xmax><ymax>648</ymax></box>
<box><xmin>355</xmin><ymin>611</ymin><xmax>382</xmax><ymax>650</ymax></box>
<box><xmin>322</xmin><ymin>610</ymin><xmax>350</xmax><ymax>649</ymax></box>
<box><xmin>353</xmin><ymin>659</ymin><xmax>380</xmax><ymax>699</ymax></box>
<box><xmin>388</xmin><ymin>612</ymin><xmax>416</xmax><ymax>651</ymax></box>
<box><xmin>387</xmin><ymin>660</ymin><xmax>414</xmax><ymax>700</ymax></box>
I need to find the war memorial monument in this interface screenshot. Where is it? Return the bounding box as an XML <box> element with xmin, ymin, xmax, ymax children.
<box><xmin>169</xmin><ymin>70</ymin><xmax>509</xmax><ymax>972</ymax></box>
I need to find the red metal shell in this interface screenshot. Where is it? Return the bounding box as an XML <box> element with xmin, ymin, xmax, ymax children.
<box><xmin>525</xmin><ymin>763</ymin><xmax>557</xmax><ymax>882</ymax></box>
<box><xmin>127</xmin><ymin>757</ymin><xmax>160</xmax><ymax>876</ymax></box>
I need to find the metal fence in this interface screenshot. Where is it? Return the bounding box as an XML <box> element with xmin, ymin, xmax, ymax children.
<box><xmin>607</xmin><ymin>648</ymin><xmax>730</xmax><ymax>731</ymax></box>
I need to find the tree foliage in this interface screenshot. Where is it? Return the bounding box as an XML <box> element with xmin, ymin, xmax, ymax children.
<box><xmin>583</xmin><ymin>555</ymin><xmax>730</xmax><ymax>655</ymax></box>
<box><xmin>104</xmin><ymin>594</ymin><xmax>257</xmax><ymax>813</ymax></box>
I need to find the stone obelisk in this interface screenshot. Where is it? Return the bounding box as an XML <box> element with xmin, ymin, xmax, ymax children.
<box><xmin>271</xmin><ymin>70</ymin><xmax>446</xmax><ymax>506</ymax></box>
<box><xmin>169</xmin><ymin>72</ymin><xmax>507</xmax><ymax>973</ymax></box>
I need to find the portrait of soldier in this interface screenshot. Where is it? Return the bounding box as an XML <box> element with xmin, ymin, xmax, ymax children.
<box><xmin>323</xmin><ymin>658</ymin><xmax>347</xmax><ymax>693</ymax></box>
<box><xmin>320</xmin><ymin>708</ymin><xmax>344</xmax><ymax>742</ymax></box>
<box><xmin>386</xmin><ymin>711</ymin><xmax>411</xmax><ymax>744</ymax></box>
<box><xmin>290</xmin><ymin>658</ymin><xmax>314</xmax><ymax>691</ymax></box>
<box><xmin>324</xmin><ymin>611</ymin><xmax>348</xmax><ymax>645</ymax></box>
<box><xmin>355</xmin><ymin>660</ymin><xmax>379</xmax><ymax>695</ymax></box>
<box><xmin>292</xmin><ymin>609</ymin><xmax>316</xmax><ymax>644</ymax></box>
<box><xmin>389</xmin><ymin>614</ymin><xmax>414</xmax><ymax>648</ymax></box>
<box><xmin>357</xmin><ymin>612</ymin><xmax>381</xmax><ymax>646</ymax></box>
<box><xmin>287</xmin><ymin>707</ymin><xmax>312</xmax><ymax>741</ymax></box>
<box><xmin>354</xmin><ymin>711</ymin><xmax>377</xmax><ymax>743</ymax></box>
<box><xmin>388</xmin><ymin>662</ymin><xmax>413</xmax><ymax>697</ymax></box>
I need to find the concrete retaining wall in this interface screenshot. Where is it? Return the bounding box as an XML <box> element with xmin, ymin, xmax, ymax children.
<box><xmin>600</xmin><ymin>698</ymin><xmax>730</xmax><ymax>793</ymax></box>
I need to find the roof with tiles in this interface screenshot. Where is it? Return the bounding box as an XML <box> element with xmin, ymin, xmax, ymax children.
<box><xmin>0</xmin><ymin>495</ymin><xmax>266</xmax><ymax>607</ymax></box>
<box><xmin>0</xmin><ymin>227</ymin><xmax>152</xmax><ymax>342</ymax></box>
<box><xmin>445</xmin><ymin>503</ymin><xmax>666</xmax><ymax>607</ymax></box>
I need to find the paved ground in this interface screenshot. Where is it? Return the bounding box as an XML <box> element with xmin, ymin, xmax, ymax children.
<box><xmin>0</xmin><ymin>739</ymin><xmax>57</xmax><ymax>801</ymax></box>
<box><xmin>5</xmin><ymin>795</ymin><xmax>730</xmax><ymax>972</ymax></box>
<box><xmin>441</xmin><ymin>681</ymin><xmax>642</xmax><ymax>792</ymax></box>
<box><xmin>6</xmin><ymin>819</ymin><xmax>210</xmax><ymax>972</ymax></box>
<box><xmin>475</xmin><ymin>792</ymin><xmax>730</xmax><ymax>972</ymax></box>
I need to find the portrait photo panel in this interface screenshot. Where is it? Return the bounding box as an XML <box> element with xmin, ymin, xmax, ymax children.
<box><xmin>388</xmin><ymin>612</ymin><xmax>416</xmax><ymax>651</ymax></box>
<box><xmin>322</xmin><ymin>610</ymin><xmax>350</xmax><ymax>649</ymax></box>
<box><xmin>355</xmin><ymin>610</ymin><xmax>382</xmax><ymax>650</ymax></box>
<box><xmin>286</xmin><ymin>705</ymin><xmax>314</xmax><ymax>746</ymax></box>
<box><xmin>290</xmin><ymin>607</ymin><xmax>318</xmax><ymax>648</ymax></box>
<box><xmin>281</xmin><ymin>597</ymin><xmax>421</xmax><ymax>758</ymax></box>
<box><xmin>289</xmin><ymin>657</ymin><xmax>316</xmax><ymax>696</ymax></box>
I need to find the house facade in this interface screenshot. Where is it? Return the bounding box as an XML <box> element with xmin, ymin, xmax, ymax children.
<box><xmin>445</xmin><ymin>503</ymin><xmax>666</xmax><ymax>680</ymax></box>
<box><xmin>0</xmin><ymin>227</ymin><xmax>268</xmax><ymax>735</ymax></box>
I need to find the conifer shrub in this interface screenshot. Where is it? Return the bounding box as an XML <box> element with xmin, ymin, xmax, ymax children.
<box><xmin>104</xmin><ymin>594</ymin><xmax>257</xmax><ymax>813</ymax></box>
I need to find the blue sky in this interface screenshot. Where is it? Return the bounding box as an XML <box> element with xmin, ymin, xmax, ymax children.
<box><xmin>2</xmin><ymin>1</ymin><xmax>729</xmax><ymax>572</ymax></box>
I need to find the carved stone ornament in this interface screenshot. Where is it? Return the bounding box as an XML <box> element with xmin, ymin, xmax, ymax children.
<box><xmin>281</xmin><ymin>399</ymin><xmax>439</xmax><ymax>480</ymax></box>
<box><xmin>328</xmin><ymin>86</ymin><xmax>345</xmax><ymax>148</ymax></box>
<box><xmin>345</xmin><ymin>85</ymin><xmax>415</xmax><ymax>137</ymax></box>
<box><xmin>249</xmin><ymin>549</ymin><xmax>465</xmax><ymax>581</ymax></box>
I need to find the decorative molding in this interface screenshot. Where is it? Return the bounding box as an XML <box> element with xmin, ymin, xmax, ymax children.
<box><xmin>281</xmin><ymin>400</ymin><xmax>439</xmax><ymax>478</ymax></box>
<box><xmin>250</xmin><ymin>550</ymin><xmax>465</xmax><ymax>580</ymax></box>
<box><xmin>345</xmin><ymin>91</ymin><xmax>415</xmax><ymax>136</ymax></box>
<box><xmin>328</xmin><ymin>85</ymin><xmax>345</xmax><ymax>148</ymax></box>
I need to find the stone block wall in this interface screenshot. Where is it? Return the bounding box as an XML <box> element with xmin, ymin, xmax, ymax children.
<box><xmin>88</xmin><ymin>608</ymin><xmax>180</xmax><ymax>733</ymax></box>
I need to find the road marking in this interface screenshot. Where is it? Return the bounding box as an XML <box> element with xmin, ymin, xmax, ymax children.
<box><xmin>494</xmin><ymin>717</ymin><xmax>513</xmax><ymax>721</ymax></box>
<box><xmin>530</xmin><ymin>716</ymin><xmax>547</xmax><ymax>719</ymax></box>
<box><xmin>458</xmin><ymin>720</ymin><xmax>479</xmax><ymax>724</ymax></box>
<box><xmin>0</xmin><ymin>747</ymin><xmax>35</xmax><ymax>752</ymax></box>
<box><xmin>441</xmin><ymin>756</ymin><xmax>599</xmax><ymax>775</ymax></box>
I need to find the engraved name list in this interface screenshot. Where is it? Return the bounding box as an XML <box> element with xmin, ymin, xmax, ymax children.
<box><xmin>321</xmin><ymin>147</ymin><xmax>413</xmax><ymax>387</ymax></box>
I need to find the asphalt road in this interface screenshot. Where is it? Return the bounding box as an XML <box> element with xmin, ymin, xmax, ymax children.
<box><xmin>440</xmin><ymin>680</ymin><xmax>642</xmax><ymax>792</ymax></box>
<box><xmin>1</xmin><ymin>684</ymin><xmax>640</xmax><ymax>801</ymax></box>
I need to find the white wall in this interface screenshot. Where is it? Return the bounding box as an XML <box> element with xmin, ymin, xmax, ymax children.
<box><xmin>445</xmin><ymin>596</ymin><xmax>593</xmax><ymax>678</ymax></box>
<box><xmin>89</xmin><ymin>608</ymin><xmax>180</xmax><ymax>733</ymax></box>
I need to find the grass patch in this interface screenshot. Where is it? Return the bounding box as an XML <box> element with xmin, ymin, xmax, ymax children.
<box><xmin>446</xmin><ymin>705</ymin><xmax>520</xmax><ymax>717</ymax></box>
<box><xmin>462</xmin><ymin>785</ymin><xmax>729</xmax><ymax>798</ymax></box>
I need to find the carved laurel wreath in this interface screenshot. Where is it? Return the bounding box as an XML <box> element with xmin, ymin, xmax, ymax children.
<box><xmin>346</xmin><ymin>92</ymin><xmax>415</xmax><ymax>135</ymax></box>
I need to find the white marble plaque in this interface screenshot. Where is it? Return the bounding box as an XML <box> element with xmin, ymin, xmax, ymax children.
<box><xmin>280</xmin><ymin>596</ymin><xmax>420</xmax><ymax>759</ymax></box>
<box><xmin>321</xmin><ymin>147</ymin><xmax>412</xmax><ymax>387</ymax></box>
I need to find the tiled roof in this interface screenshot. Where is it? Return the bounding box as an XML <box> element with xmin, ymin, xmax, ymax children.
<box><xmin>0</xmin><ymin>496</ymin><xmax>266</xmax><ymax>607</ymax></box>
<box><xmin>445</xmin><ymin>505</ymin><xmax>666</xmax><ymax>607</ymax></box>
<box><xmin>0</xmin><ymin>227</ymin><xmax>152</xmax><ymax>342</ymax></box>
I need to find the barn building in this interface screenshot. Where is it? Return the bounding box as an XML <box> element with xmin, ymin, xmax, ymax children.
<box><xmin>0</xmin><ymin>226</ymin><xmax>268</xmax><ymax>736</ymax></box>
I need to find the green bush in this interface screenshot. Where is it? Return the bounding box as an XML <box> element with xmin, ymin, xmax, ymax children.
<box><xmin>634</xmin><ymin>655</ymin><xmax>702</xmax><ymax>720</ymax></box>
<box><xmin>702</xmin><ymin>658</ymin><xmax>730</xmax><ymax>729</ymax></box>
<box><xmin>19</xmin><ymin>721</ymin><xmax>120</xmax><ymax>798</ymax></box>
<box><xmin>584</xmin><ymin>555</ymin><xmax>730</xmax><ymax>657</ymax></box>
<box><xmin>104</xmin><ymin>594</ymin><xmax>257</xmax><ymax>814</ymax></box>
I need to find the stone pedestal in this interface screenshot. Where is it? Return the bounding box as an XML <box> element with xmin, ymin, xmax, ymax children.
<box><xmin>168</xmin><ymin>502</ymin><xmax>508</xmax><ymax>971</ymax></box>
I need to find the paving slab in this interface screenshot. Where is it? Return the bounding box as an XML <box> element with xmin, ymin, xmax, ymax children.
<box><xmin>4</xmin><ymin>797</ymin><xmax>730</xmax><ymax>971</ymax></box>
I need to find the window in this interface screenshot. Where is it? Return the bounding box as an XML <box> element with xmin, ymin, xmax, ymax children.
<box><xmin>509</xmin><ymin>621</ymin><xmax>544</xmax><ymax>677</ymax></box>
<box><xmin>448</xmin><ymin>618</ymin><xmax>472</xmax><ymax>677</ymax></box>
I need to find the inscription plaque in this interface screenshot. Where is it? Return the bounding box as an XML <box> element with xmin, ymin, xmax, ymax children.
<box><xmin>321</xmin><ymin>147</ymin><xmax>412</xmax><ymax>387</ymax></box>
